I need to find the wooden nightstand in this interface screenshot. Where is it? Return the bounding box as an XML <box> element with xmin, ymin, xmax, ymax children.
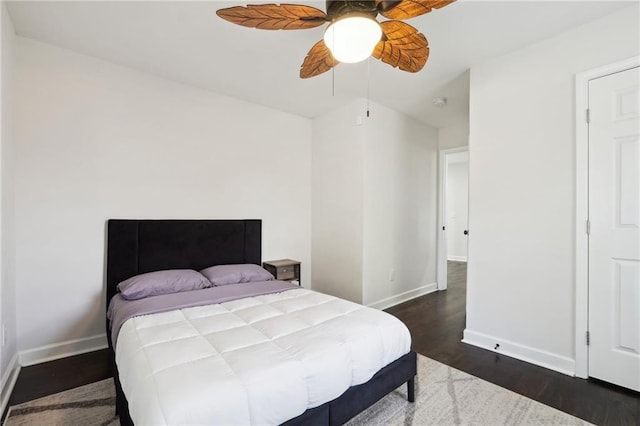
<box><xmin>263</xmin><ymin>259</ymin><xmax>301</xmax><ymax>286</ymax></box>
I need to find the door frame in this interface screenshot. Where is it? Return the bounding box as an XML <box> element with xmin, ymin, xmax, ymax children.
<box><xmin>574</xmin><ymin>56</ymin><xmax>639</xmax><ymax>379</ymax></box>
<box><xmin>437</xmin><ymin>146</ymin><xmax>469</xmax><ymax>291</ymax></box>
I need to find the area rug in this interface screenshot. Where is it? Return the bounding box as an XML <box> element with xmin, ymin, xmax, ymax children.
<box><xmin>4</xmin><ymin>378</ymin><xmax>118</xmax><ymax>426</ymax></box>
<box><xmin>4</xmin><ymin>355</ymin><xmax>590</xmax><ymax>426</ymax></box>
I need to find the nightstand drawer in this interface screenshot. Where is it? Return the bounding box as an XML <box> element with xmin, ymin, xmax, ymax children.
<box><xmin>277</xmin><ymin>266</ymin><xmax>295</xmax><ymax>280</ymax></box>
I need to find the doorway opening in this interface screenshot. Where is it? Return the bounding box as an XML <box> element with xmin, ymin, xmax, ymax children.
<box><xmin>437</xmin><ymin>147</ymin><xmax>469</xmax><ymax>292</ymax></box>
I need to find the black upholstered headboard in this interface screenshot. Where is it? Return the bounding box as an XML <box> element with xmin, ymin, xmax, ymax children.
<box><xmin>106</xmin><ymin>219</ymin><xmax>261</xmax><ymax>303</ymax></box>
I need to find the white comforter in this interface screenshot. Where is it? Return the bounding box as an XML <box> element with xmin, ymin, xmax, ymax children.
<box><xmin>116</xmin><ymin>288</ymin><xmax>411</xmax><ymax>425</ymax></box>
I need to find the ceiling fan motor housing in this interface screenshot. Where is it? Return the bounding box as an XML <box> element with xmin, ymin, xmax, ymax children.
<box><xmin>216</xmin><ymin>0</ymin><xmax>447</xmax><ymax>78</ymax></box>
<box><xmin>326</xmin><ymin>0</ymin><xmax>379</xmax><ymax>20</ymax></box>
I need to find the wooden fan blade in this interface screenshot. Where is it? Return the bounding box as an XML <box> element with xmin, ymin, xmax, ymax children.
<box><xmin>216</xmin><ymin>4</ymin><xmax>327</xmax><ymax>30</ymax></box>
<box><xmin>373</xmin><ymin>21</ymin><xmax>429</xmax><ymax>73</ymax></box>
<box><xmin>300</xmin><ymin>40</ymin><xmax>339</xmax><ymax>79</ymax></box>
<box><xmin>377</xmin><ymin>0</ymin><xmax>454</xmax><ymax>20</ymax></box>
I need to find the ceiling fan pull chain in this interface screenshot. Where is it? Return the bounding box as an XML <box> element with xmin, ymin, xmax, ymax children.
<box><xmin>366</xmin><ymin>57</ymin><xmax>371</xmax><ymax>118</ymax></box>
<box><xmin>332</xmin><ymin>66</ymin><xmax>335</xmax><ymax>97</ymax></box>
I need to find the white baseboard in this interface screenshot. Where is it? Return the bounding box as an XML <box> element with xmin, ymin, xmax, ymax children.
<box><xmin>368</xmin><ymin>283</ymin><xmax>438</xmax><ymax>311</ymax></box>
<box><xmin>0</xmin><ymin>352</ymin><xmax>21</xmax><ymax>415</ymax></box>
<box><xmin>447</xmin><ymin>256</ymin><xmax>467</xmax><ymax>262</ymax></box>
<box><xmin>19</xmin><ymin>334</ymin><xmax>108</xmax><ymax>367</ymax></box>
<box><xmin>462</xmin><ymin>329</ymin><xmax>575</xmax><ymax>376</ymax></box>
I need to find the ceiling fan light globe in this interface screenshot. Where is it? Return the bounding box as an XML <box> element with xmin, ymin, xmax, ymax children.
<box><xmin>323</xmin><ymin>16</ymin><xmax>382</xmax><ymax>64</ymax></box>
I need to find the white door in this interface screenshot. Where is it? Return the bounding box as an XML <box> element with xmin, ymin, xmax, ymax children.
<box><xmin>588</xmin><ymin>66</ymin><xmax>640</xmax><ymax>391</ymax></box>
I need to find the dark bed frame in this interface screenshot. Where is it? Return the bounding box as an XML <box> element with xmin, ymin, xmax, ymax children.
<box><xmin>106</xmin><ymin>219</ymin><xmax>416</xmax><ymax>425</ymax></box>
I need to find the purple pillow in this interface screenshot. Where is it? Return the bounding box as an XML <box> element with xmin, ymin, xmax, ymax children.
<box><xmin>117</xmin><ymin>269</ymin><xmax>211</xmax><ymax>300</ymax></box>
<box><xmin>200</xmin><ymin>264</ymin><xmax>274</xmax><ymax>286</ymax></box>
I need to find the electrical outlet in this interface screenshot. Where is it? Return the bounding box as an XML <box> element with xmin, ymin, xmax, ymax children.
<box><xmin>388</xmin><ymin>269</ymin><xmax>396</xmax><ymax>282</ymax></box>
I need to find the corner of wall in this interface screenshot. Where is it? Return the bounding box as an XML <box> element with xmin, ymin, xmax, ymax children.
<box><xmin>1</xmin><ymin>0</ymin><xmax>18</xmax><ymax>391</ymax></box>
<box><xmin>360</xmin><ymin>101</ymin><xmax>440</xmax><ymax>307</ymax></box>
<box><xmin>0</xmin><ymin>352</ymin><xmax>20</xmax><ymax>415</ymax></box>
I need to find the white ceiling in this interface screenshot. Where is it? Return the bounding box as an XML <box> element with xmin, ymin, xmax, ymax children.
<box><xmin>6</xmin><ymin>1</ymin><xmax>634</xmax><ymax>127</ymax></box>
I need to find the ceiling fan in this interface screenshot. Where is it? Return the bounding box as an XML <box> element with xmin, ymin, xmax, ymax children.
<box><xmin>216</xmin><ymin>1</ymin><xmax>455</xmax><ymax>79</ymax></box>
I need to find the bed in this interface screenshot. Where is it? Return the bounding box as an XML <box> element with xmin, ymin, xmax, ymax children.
<box><xmin>106</xmin><ymin>219</ymin><xmax>417</xmax><ymax>425</ymax></box>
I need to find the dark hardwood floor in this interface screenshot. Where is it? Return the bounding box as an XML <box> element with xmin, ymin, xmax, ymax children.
<box><xmin>7</xmin><ymin>349</ymin><xmax>111</xmax><ymax>407</ymax></box>
<box><xmin>386</xmin><ymin>261</ymin><xmax>640</xmax><ymax>426</ymax></box>
<box><xmin>5</xmin><ymin>261</ymin><xmax>639</xmax><ymax>425</ymax></box>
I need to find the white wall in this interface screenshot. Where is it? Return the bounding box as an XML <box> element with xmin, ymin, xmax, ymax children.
<box><xmin>14</xmin><ymin>37</ymin><xmax>312</xmax><ymax>360</ymax></box>
<box><xmin>311</xmin><ymin>101</ymin><xmax>364</xmax><ymax>303</ymax></box>
<box><xmin>362</xmin><ymin>101</ymin><xmax>438</xmax><ymax>306</ymax></box>
<box><xmin>312</xmin><ymin>99</ymin><xmax>439</xmax><ymax>307</ymax></box>
<box><xmin>438</xmin><ymin>122</ymin><xmax>469</xmax><ymax>150</ymax></box>
<box><xmin>446</xmin><ymin>158</ymin><xmax>468</xmax><ymax>262</ymax></box>
<box><xmin>0</xmin><ymin>0</ymin><xmax>18</xmax><ymax>403</ymax></box>
<box><xmin>465</xmin><ymin>5</ymin><xmax>640</xmax><ymax>374</ymax></box>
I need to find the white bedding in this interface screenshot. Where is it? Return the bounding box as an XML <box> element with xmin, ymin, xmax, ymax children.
<box><xmin>116</xmin><ymin>288</ymin><xmax>411</xmax><ymax>425</ymax></box>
